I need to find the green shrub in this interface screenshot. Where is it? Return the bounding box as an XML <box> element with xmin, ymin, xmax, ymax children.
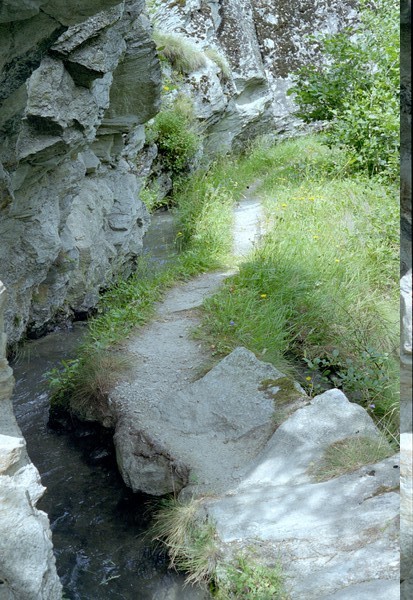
<box><xmin>154</xmin><ymin>31</ymin><xmax>207</xmax><ymax>74</ymax></box>
<box><xmin>150</xmin><ymin>95</ymin><xmax>201</xmax><ymax>175</ymax></box>
<box><xmin>287</xmin><ymin>0</ymin><xmax>399</xmax><ymax>179</ymax></box>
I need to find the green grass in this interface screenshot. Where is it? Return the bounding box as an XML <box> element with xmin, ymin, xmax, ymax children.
<box><xmin>47</xmin><ymin>159</ymin><xmax>238</xmax><ymax>414</ymax></box>
<box><xmin>205</xmin><ymin>48</ymin><xmax>231</xmax><ymax>81</ymax></box>
<box><xmin>196</xmin><ymin>135</ymin><xmax>399</xmax><ymax>438</ymax></box>
<box><xmin>215</xmin><ymin>555</ymin><xmax>289</xmax><ymax>600</ymax></box>
<box><xmin>307</xmin><ymin>435</ymin><xmax>395</xmax><ymax>482</ymax></box>
<box><xmin>151</xmin><ymin>497</ymin><xmax>220</xmax><ymax>585</ymax></box>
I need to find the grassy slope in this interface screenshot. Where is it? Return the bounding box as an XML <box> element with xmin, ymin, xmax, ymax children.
<box><xmin>196</xmin><ymin>136</ymin><xmax>399</xmax><ymax>438</ymax></box>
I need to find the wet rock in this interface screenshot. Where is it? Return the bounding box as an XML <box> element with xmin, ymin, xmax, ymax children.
<box><xmin>115</xmin><ymin>421</ymin><xmax>190</xmax><ymax>496</ymax></box>
<box><xmin>0</xmin><ymin>282</ymin><xmax>62</xmax><ymax>599</ymax></box>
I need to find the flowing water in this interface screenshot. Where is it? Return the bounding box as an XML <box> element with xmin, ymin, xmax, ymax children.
<box><xmin>11</xmin><ymin>211</ymin><xmax>210</xmax><ymax>600</ymax></box>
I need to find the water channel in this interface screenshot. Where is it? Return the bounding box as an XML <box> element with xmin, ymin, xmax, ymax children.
<box><xmin>11</xmin><ymin>211</ymin><xmax>210</xmax><ymax>600</ymax></box>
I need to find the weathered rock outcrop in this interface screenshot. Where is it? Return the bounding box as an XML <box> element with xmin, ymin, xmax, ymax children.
<box><xmin>0</xmin><ymin>282</ymin><xmax>62</xmax><ymax>599</ymax></box>
<box><xmin>114</xmin><ymin>346</ymin><xmax>307</xmax><ymax>496</ymax></box>
<box><xmin>0</xmin><ymin>0</ymin><xmax>161</xmax><ymax>344</ymax></box>
<box><xmin>113</xmin><ymin>338</ymin><xmax>400</xmax><ymax>597</ymax></box>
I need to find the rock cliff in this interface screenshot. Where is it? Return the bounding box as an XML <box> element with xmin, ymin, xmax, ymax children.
<box><xmin>0</xmin><ymin>0</ymin><xmax>356</xmax><ymax>344</ymax></box>
<box><xmin>0</xmin><ymin>0</ymin><xmax>161</xmax><ymax>344</ymax></box>
<box><xmin>0</xmin><ymin>281</ymin><xmax>62</xmax><ymax>599</ymax></box>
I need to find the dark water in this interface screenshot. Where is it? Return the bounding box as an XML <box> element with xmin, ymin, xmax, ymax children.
<box><xmin>11</xmin><ymin>213</ymin><xmax>209</xmax><ymax>600</ymax></box>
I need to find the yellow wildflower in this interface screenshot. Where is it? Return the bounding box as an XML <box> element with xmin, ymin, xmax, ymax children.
<box><xmin>260</xmin><ymin>294</ymin><xmax>267</xmax><ymax>298</ymax></box>
<box><xmin>305</xmin><ymin>376</ymin><xmax>312</xmax><ymax>381</ymax></box>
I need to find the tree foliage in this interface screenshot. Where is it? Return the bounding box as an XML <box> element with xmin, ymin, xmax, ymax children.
<box><xmin>287</xmin><ymin>0</ymin><xmax>399</xmax><ymax>179</ymax></box>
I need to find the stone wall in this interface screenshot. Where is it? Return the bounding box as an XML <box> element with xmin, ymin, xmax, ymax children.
<box><xmin>0</xmin><ymin>281</ymin><xmax>62</xmax><ymax>598</ymax></box>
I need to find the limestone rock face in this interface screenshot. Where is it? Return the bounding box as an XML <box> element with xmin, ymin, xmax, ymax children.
<box><xmin>0</xmin><ymin>282</ymin><xmax>62</xmax><ymax>599</ymax></box>
<box><xmin>0</xmin><ymin>0</ymin><xmax>161</xmax><ymax>344</ymax></box>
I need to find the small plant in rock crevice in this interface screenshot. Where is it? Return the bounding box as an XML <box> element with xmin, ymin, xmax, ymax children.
<box><xmin>214</xmin><ymin>555</ymin><xmax>289</xmax><ymax>600</ymax></box>
<box><xmin>151</xmin><ymin>497</ymin><xmax>289</xmax><ymax>598</ymax></box>
<box><xmin>151</xmin><ymin>496</ymin><xmax>220</xmax><ymax>585</ymax></box>
<box><xmin>154</xmin><ymin>31</ymin><xmax>207</xmax><ymax>74</ymax></box>
<box><xmin>205</xmin><ymin>48</ymin><xmax>231</xmax><ymax>82</ymax></box>
<box><xmin>47</xmin><ymin>348</ymin><xmax>132</xmax><ymax>422</ymax></box>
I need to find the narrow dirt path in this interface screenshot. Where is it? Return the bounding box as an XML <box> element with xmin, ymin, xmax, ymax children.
<box><xmin>110</xmin><ymin>184</ymin><xmax>265</xmax><ymax>494</ymax></box>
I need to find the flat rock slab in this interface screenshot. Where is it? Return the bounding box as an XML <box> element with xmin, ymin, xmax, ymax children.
<box><xmin>113</xmin><ymin>347</ymin><xmax>307</xmax><ymax>496</ymax></box>
<box><xmin>204</xmin><ymin>390</ymin><xmax>400</xmax><ymax>599</ymax></box>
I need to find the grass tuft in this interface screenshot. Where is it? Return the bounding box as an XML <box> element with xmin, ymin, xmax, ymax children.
<box><xmin>151</xmin><ymin>497</ymin><xmax>220</xmax><ymax>585</ymax></box>
<box><xmin>307</xmin><ymin>435</ymin><xmax>395</xmax><ymax>482</ymax></box>
<box><xmin>154</xmin><ymin>31</ymin><xmax>207</xmax><ymax>74</ymax></box>
<box><xmin>205</xmin><ymin>48</ymin><xmax>231</xmax><ymax>81</ymax></box>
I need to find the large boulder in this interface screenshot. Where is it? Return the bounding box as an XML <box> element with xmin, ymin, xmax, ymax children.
<box><xmin>113</xmin><ymin>346</ymin><xmax>308</xmax><ymax>496</ymax></box>
<box><xmin>0</xmin><ymin>282</ymin><xmax>62</xmax><ymax>599</ymax></box>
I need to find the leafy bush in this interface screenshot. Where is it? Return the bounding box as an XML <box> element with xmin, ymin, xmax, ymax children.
<box><xmin>287</xmin><ymin>0</ymin><xmax>399</xmax><ymax>178</ymax></box>
<box><xmin>150</xmin><ymin>95</ymin><xmax>201</xmax><ymax>175</ymax></box>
